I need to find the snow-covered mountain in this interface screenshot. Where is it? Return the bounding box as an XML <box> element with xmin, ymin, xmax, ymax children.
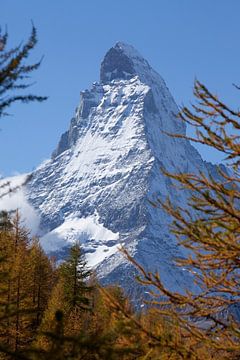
<box><xmin>2</xmin><ymin>42</ymin><xmax>222</xmax><ymax>299</ymax></box>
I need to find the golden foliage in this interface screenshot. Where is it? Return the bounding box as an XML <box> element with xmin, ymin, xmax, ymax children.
<box><xmin>120</xmin><ymin>80</ymin><xmax>240</xmax><ymax>359</ymax></box>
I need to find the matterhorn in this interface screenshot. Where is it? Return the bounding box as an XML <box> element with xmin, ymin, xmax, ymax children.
<box><xmin>2</xmin><ymin>43</ymin><xmax>223</xmax><ymax>299</ymax></box>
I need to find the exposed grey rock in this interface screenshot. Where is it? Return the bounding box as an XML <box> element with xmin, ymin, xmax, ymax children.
<box><xmin>21</xmin><ymin>42</ymin><xmax>226</xmax><ymax>298</ymax></box>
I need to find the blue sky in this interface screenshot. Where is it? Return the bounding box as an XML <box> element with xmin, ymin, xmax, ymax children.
<box><xmin>1</xmin><ymin>0</ymin><xmax>240</xmax><ymax>176</ymax></box>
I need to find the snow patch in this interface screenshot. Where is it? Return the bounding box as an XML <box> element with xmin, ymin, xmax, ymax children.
<box><xmin>86</xmin><ymin>244</ymin><xmax>120</xmax><ymax>268</ymax></box>
<box><xmin>40</xmin><ymin>212</ymin><xmax>120</xmax><ymax>267</ymax></box>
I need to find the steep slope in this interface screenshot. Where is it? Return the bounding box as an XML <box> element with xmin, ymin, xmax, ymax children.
<box><xmin>22</xmin><ymin>42</ymin><xmax>217</xmax><ymax>298</ymax></box>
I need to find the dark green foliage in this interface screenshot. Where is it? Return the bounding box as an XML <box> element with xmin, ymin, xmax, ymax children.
<box><xmin>0</xmin><ymin>24</ymin><xmax>47</xmax><ymax>117</ymax></box>
<box><xmin>0</xmin><ymin>211</ymin><xmax>12</xmax><ymax>231</ymax></box>
<box><xmin>60</xmin><ymin>242</ymin><xmax>92</xmax><ymax>310</ymax></box>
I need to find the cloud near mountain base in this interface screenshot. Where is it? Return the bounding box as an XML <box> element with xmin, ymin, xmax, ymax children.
<box><xmin>0</xmin><ymin>174</ymin><xmax>40</xmax><ymax>235</ymax></box>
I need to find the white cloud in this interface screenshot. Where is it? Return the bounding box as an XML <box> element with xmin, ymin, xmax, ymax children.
<box><xmin>0</xmin><ymin>174</ymin><xmax>40</xmax><ymax>235</ymax></box>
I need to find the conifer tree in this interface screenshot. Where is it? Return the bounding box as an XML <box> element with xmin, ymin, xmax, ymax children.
<box><xmin>0</xmin><ymin>24</ymin><xmax>47</xmax><ymax>118</ymax></box>
<box><xmin>10</xmin><ymin>211</ymin><xmax>31</xmax><ymax>352</ymax></box>
<box><xmin>0</xmin><ymin>211</ymin><xmax>29</xmax><ymax>354</ymax></box>
<box><xmin>25</xmin><ymin>238</ymin><xmax>54</xmax><ymax>341</ymax></box>
<box><xmin>0</xmin><ymin>212</ymin><xmax>54</xmax><ymax>358</ymax></box>
<box><xmin>121</xmin><ymin>80</ymin><xmax>240</xmax><ymax>359</ymax></box>
<box><xmin>0</xmin><ymin>211</ymin><xmax>12</xmax><ymax>232</ymax></box>
<box><xmin>36</xmin><ymin>242</ymin><xmax>92</xmax><ymax>354</ymax></box>
<box><xmin>0</xmin><ymin>213</ymin><xmax>14</xmax><ymax>352</ymax></box>
<box><xmin>60</xmin><ymin>242</ymin><xmax>92</xmax><ymax>312</ymax></box>
<box><xmin>0</xmin><ymin>24</ymin><xmax>47</xmax><ymax>200</ymax></box>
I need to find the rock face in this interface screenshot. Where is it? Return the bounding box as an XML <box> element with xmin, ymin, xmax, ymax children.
<box><xmin>25</xmin><ymin>42</ymin><xmax>219</xmax><ymax>299</ymax></box>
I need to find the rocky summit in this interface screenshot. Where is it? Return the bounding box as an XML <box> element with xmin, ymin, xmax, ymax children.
<box><xmin>4</xmin><ymin>43</ymin><xmax>224</xmax><ymax>300</ymax></box>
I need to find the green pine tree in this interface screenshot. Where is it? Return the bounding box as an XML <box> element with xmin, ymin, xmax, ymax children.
<box><xmin>60</xmin><ymin>242</ymin><xmax>92</xmax><ymax>311</ymax></box>
<box><xmin>0</xmin><ymin>24</ymin><xmax>47</xmax><ymax>118</ymax></box>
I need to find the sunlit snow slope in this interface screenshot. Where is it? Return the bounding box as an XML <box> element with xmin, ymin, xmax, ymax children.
<box><xmin>20</xmin><ymin>42</ymin><xmax>222</xmax><ymax>298</ymax></box>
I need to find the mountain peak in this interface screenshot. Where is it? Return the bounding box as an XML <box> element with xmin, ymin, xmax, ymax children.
<box><xmin>11</xmin><ymin>42</ymin><xmax>219</xmax><ymax>300</ymax></box>
<box><xmin>100</xmin><ymin>42</ymin><xmax>150</xmax><ymax>83</ymax></box>
<box><xmin>114</xmin><ymin>42</ymin><xmax>143</xmax><ymax>59</ymax></box>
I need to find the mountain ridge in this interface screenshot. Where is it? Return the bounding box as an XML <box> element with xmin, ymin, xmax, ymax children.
<box><xmin>0</xmin><ymin>42</ymin><xmax>223</xmax><ymax>300</ymax></box>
